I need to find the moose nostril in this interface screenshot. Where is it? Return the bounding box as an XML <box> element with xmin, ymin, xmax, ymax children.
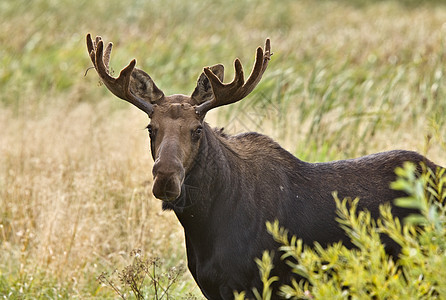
<box><xmin>152</xmin><ymin>173</ymin><xmax>183</xmax><ymax>201</ymax></box>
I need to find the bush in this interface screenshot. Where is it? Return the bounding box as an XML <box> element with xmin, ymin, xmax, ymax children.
<box><xmin>239</xmin><ymin>162</ymin><xmax>446</xmax><ymax>299</ymax></box>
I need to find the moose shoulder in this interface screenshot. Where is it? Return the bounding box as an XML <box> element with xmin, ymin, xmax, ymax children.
<box><xmin>86</xmin><ymin>34</ymin><xmax>442</xmax><ymax>299</ymax></box>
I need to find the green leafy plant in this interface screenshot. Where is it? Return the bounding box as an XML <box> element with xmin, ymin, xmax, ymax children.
<box><xmin>244</xmin><ymin>163</ymin><xmax>446</xmax><ymax>299</ymax></box>
<box><xmin>234</xmin><ymin>251</ymin><xmax>279</xmax><ymax>300</ymax></box>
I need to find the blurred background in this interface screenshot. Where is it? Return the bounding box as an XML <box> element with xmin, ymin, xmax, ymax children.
<box><xmin>1</xmin><ymin>0</ymin><xmax>445</xmax><ymax>298</ymax></box>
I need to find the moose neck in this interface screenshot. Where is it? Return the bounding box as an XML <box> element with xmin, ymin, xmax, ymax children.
<box><xmin>162</xmin><ymin>123</ymin><xmax>235</xmax><ymax>231</ymax></box>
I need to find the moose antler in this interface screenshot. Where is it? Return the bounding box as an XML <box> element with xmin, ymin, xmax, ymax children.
<box><xmin>86</xmin><ymin>34</ymin><xmax>164</xmax><ymax>115</ymax></box>
<box><xmin>195</xmin><ymin>39</ymin><xmax>272</xmax><ymax>116</ymax></box>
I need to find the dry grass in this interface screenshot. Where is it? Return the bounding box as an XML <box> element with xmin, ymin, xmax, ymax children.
<box><xmin>0</xmin><ymin>101</ymin><xmax>197</xmax><ymax>297</ymax></box>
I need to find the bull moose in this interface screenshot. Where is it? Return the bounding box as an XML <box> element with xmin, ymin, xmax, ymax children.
<box><xmin>86</xmin><ymin>34</ymin><xmax>441</xmax><ymax>299</ymax></box>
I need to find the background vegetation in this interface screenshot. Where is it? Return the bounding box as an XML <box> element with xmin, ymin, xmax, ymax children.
<box><xmin>1</xmin><ymin>0</ymin><xmax>446</xmax><ymax>298</ymax></box>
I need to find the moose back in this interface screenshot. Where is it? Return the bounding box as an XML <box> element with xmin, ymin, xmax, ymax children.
<box><xmin>86</xmin><ymin>34</ymin><xmax>441</xmax><ymax>299</ymax></box>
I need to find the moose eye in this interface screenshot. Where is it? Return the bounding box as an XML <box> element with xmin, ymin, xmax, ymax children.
<box><xmin>192</xmin><ymin>126</ymin><xmax>203</xmax><ymax>141</ymax></box>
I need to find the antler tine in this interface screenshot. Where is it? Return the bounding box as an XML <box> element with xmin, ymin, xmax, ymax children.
<box><xmin>196</xmin><ymin>38</ymin><xmax>272</xmax><ymax>116</ymax></box>
<box><xmin>86</xmin><ymin>33</ymin><xmax>94</xmax><ymax>57</ymax></box>
<box><xmin>85</xmin><ymin>34</ymin><xmax>154</xmax><ymax>115</ymax></box>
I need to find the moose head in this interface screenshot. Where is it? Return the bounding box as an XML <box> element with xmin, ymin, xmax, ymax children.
<box><xmin>86</xmin><ymin>34</ymin><xmax>271</xmax><ymax>202</ymax></box>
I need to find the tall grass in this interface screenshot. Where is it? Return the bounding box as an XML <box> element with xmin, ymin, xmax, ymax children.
<box><xmin>1</xmin><ymin>0</ymin><xmax>446</xmax><ymax>298</ymax></box>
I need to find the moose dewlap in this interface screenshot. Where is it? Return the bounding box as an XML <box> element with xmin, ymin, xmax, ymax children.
<box><xmin>86</xmin><ymin>34</ymin><xmax>442</xmax><ymax>299</ymax></box>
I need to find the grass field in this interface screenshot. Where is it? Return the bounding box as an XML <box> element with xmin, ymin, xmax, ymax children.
<box><xmin>1</xmin><ymin>0</ymin><xmax>446</xmax><ymax>298</ymax></box>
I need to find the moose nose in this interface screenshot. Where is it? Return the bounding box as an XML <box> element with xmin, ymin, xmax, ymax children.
<box><xmin>152</xmin><ymin>160</ymin><xmax>185</xmax><ymax>202</ymax></box>
<box><xmin>152</xmin><ymin>174</ymin><xmax>182</xmax><ymax>201</ymax></box>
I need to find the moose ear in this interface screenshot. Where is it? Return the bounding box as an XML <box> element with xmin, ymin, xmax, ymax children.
<box><xmin>130</xmin><ymin>68</ymin><xmax>165</xmax><ymax>103</ymax></box>
<box><xmin>191</xmin><ymin>64</ymin><xmax>224</xmax><ymax>105</ymax></box>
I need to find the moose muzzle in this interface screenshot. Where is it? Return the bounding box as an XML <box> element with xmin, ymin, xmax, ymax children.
<box><xmin>151</xmin><ymin>143</ymin><xmax>185</xmax><ymax>202</ymax></box>
<box><xmin>152</xmin><ymin>170</ymin><xmax>184</xmax><ymax>201</ymax></box>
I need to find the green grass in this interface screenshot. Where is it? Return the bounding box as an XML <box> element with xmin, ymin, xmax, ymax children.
<box><xmin>1</xmin><ymin>0</ymin><xmax>446</xmax><ymax>298</ymax></box>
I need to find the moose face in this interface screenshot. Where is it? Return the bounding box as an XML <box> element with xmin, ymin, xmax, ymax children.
<box><xmin>148</xmin><ymin>99</ymin><xmax>203</xmax><ymax>201</ymax></box>
<box><xmin>86</xmin><ymin>34</ymin><xmax>271</xmax><ymax>202</ymax></box>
